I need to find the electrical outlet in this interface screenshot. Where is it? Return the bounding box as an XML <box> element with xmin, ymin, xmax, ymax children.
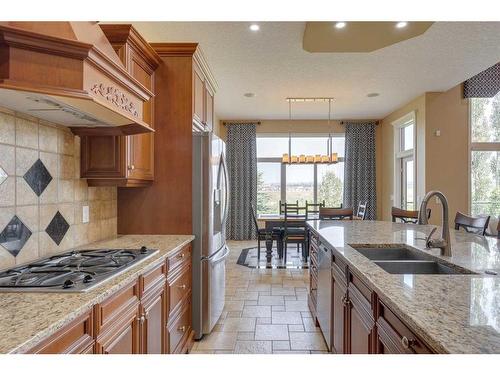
<box><xmin>82</xmin><ymin>205</ymin><xmax>89</xmax><ymax>223</ymax></box>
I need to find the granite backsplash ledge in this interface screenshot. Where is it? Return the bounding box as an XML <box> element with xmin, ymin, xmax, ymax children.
<box><xmin>0</xmin><ymin>106</ymin><xmax>117</xmax><ymax>271</ymax></box>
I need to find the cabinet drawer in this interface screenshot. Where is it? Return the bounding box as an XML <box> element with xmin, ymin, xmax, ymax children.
<box><xmin>29</xmin><ymin>310</ymin><xmax>94</xmax><ymax>354</ymax></box>
<box><xmin>95</xmin><ymin>280</ymin><xmax>140</xmax><ymax>334</ymax></box>
<box><xmin>376</xmin><ymin>300</ymin><xmax>433</xmax><ymax>354</ymax></box>
<box><xmin>140</xmin><ymin>262</ymin><xmax>166</xmax><ymax>297</ymax></box>
<box><xmin>348</xmin><ymin>270</ymin><xmax>373</xmax><ymax>305</ymax></box>
<box><xmin>167</xmin><ymin>300</ymin><xmax>191</xmax><ymax>354</ymax></box>
<box><xmin>167</xmin><ymin>264</ymin><xmax>192</xmax><ymax>317</ymax></box>
<box><xmin>167</xmin><ymin>244</ymin><xmax>192</xmax><ymax>273</ymax></box>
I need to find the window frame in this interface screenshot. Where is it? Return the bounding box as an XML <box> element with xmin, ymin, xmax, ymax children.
<box><xmin>392</xmin><ymin>111</ymin><xmax>417</xmax><ymax>211</ymax></box>
<box><xmin>468</xmin><ymin>97</ymin><xmax>500</xmax><ymax>218</ymax></box>
<box><xmin>256</xmin><ymin>132</ymin><xmax>345</xmax><ymax>216</ymax></box>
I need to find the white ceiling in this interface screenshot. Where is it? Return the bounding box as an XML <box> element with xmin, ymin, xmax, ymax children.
<box><xmin>128</xmin><ymin>22</ymin><xmax>500</xmax><ymax>120</ymax></box>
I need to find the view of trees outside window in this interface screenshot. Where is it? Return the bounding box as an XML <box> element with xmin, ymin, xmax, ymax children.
<box><xmin>256</xmin><ymin>135</ymin><xmax>345</xmax><ymax>215</ymax></box>
<box><xmin>470</xmin><ymin>92</ymin><xmax>500</xmax><ymax>217</ymax></box>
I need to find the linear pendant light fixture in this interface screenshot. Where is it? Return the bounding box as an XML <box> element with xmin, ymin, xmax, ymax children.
<box><xmin>281</xmin><ymin>97</ymin><xmax>338</xmax><ymax>164</ymax></box>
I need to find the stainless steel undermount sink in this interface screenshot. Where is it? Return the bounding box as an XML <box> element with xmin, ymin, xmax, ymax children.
<box><xmin>373</xmin><ymin>260</ymin><xmax>475</xmax><ymax>275</ymax></box>
<box><xmin>351</xmin><ymin>245</ymin><xmax>476</xmax><ymax>275</ymax></box>
<box><xmin>353</xmin><ymin>247</ymin><xmax>428</xmax><ymax>261</ymax></box>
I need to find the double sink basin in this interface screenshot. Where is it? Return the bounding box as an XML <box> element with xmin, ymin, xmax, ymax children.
<box><xmin>351</xmin><ymin>246</ymin><xmax>475</xmax><ymax>275</ymax></box>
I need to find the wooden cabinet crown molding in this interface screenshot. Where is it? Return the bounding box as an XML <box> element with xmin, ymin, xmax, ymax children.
<box><xmin>99</xmin><ymin>24</ymin><xmax>162</xmax><ymax>70</ymax></box>
<box><xmin>151</xmin><ymin>42</ymin><xmax>199</xmax><ymax>57</ymax></box>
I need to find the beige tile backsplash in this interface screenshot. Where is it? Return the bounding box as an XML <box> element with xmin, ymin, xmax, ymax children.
<box><xmin>0</xmin><ymin>107</ymin><xmax>117</xmax><ymax>271</ymax></box>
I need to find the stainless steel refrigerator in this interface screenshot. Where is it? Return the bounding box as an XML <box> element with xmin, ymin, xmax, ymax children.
<box><xmin>192</xmin><ymin>132</ymin><xmax>230</xmax><ymax>340</ymax></box>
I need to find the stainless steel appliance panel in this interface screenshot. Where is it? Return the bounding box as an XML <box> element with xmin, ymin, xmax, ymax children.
<box><xmin>317</xmin><ymin>242</ymin><xmax>332</xmax><ymax>351</ymax></box>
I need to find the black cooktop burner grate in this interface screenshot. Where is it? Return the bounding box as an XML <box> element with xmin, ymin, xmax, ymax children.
<box><xmin>0</xmin><ymin>247</ymin><xmax>157</xmax><ymax>292</ymax></box>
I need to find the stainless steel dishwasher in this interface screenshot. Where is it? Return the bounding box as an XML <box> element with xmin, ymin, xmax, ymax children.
<box><xmin>316</xmin><ymin>241</ymin><xmax>332</xmax><ymax>351</ymax></box>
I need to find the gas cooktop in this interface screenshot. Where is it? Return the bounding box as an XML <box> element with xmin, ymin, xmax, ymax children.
<box><xmin>0</xmin><ymin>247</ymin><xmax>158</xmax><ymax>293</ymax></box>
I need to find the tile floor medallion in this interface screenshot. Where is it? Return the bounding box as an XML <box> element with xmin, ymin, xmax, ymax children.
<box><xmin>191</xmin><ymin>240</ymin><xmax>327</xmax><ymax>354</ymax></box>
<box><xmin>237</xmin><ymin>245</ymin><xmax>309</xmax><ymax>269</ymax></box>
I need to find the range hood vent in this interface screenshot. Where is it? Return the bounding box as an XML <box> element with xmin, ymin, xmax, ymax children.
<box><xmin>0</xmin><ymin>22</ymin><xmax>154</xmax><ymax>135</ymax></box>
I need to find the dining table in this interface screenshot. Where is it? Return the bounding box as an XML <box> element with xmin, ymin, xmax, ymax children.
<box><xmin>259</xmin><ymin>213</ymin><xmax>315</xmax><ymax>263</ymax></box>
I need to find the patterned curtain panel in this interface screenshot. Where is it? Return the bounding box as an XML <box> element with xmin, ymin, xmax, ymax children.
<box><xmin>226</xmin><ymin>123</ymin><xmax>257</xmax><ymax>240</ymax></box>
<box><xmin>463</xmin><ymin>63</ymin><xmax>500</xmax><ymax>98</ymax></box>
<box><xmin>343</xmin><ymin>122</ymin><xmax>377</xmax><ymax>220</ymax></box>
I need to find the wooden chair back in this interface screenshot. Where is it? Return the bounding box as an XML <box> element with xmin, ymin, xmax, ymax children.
<box><xmin>391</xmin><ymin>207</ymin><xmax>431</xmax><ymax>224</ymax></box>
<box><xmin>250</xmin><ymin>203</ymin><xmax>260</xmax><ymax>235</ymax></box>
<box><xmin>305</xmin><ymin>200</ymin><xmax>325</xmax><ymax>220</ymax></box>
<box><xmin>497</xmin><ymin>218</ymin><xmax>500</xmax><ymax>239</ymax></box>
<box><xmin>454</xmin><ymin>211</ymin><xmax>490</xmax><ymax>236</ymax></box>
<box><xmin>319</xmin><ymin>207</ymin><xmax>353</xmax><ymax>220</ymax></box>
<box><xmin>279</xmin><ymin>200</ymin><xmax>299</xmax><ymax>214</ymax></box>
<box><xmin>356</xmin><ymin>201</ymin><xmax>368</xmax><ymax>220</ymax></box>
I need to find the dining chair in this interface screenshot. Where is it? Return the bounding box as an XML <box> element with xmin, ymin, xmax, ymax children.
<box><xmin>391</xmin><ymin>207</ymin><xmax>431</xmax><ymax>224</ymax></box>
<box><xmin>454</xmin><ymin>211</ymin><xmax>490</xmax><ymax>236</ymax></box>
<box><xmin>279</xmin><ymin>200</ymin><xmax>299</xmax><ymax>214</ymax></box>
<box><xmin>251</xmin><ymin>203</ymin><xmax>283</xmax><ymax>263</ymax></box>
<box><xmin>319</xmin><ymin>207</ymin><xmax>353</xmax><ymax>220</ymax></box>
<box><xmin>283</xmin><ymin>203</ymin><xmax>308</xmax><ymax>264</ymax></box>
<box><xmin>305</xmin><ymin>200</ymin><xmax>325</xmax><ymax>220</ymax></box>
<box><xmin>355</xmin><ymin>201</ymin><xmax>368</xmax><ymax>220</ymax></box>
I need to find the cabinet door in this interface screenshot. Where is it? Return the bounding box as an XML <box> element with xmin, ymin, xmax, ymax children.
<box><xmin>28</xmin><ymin>310</ymin><xmax>94</xmax><ymax>354</ymax></box>
<box><xmin>193</xmin><ymin>67</ymin><xmax>205</xmax><ymax>127</ymax></box>
<box><xmin>331</xmin><ymin>265</ymin><xmax>346</xmax><ymax>354</ymax></box>
<box><xmin>346</xmin><ymin>290</ymin><xmax>373</xmax><ymax>354</ymax></box>
<box><xmin>127</xmin><ymin>133</ymin><xmax>154</xmax><ymax>181</ymax></box>
<box><xmin>205</xmin><ymin>86</ymin><xmax>214</xmax><ymax>131</ymax></box>
<box><xmin>96</xmin><ymin>307</ymin><xmax>141</xmax><ymax>354</ymax></box>
<box><xmin>141</xmin><ymin>285</ymin><xmax>166</xmax><ymax>354</ymax></box>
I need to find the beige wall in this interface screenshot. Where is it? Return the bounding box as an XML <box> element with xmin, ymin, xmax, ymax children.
<box><xmin>425</xmin><ymin>85</ymin><xmax>469</xmax><ymax>225</ymax></box>
<box><xmin>0</xmin><ymin>107</ymin><xmax>117</xmax><ymax>271</ymax></box>
<box><xmin>378</xmin><ymin>84</ymin><xmax>469</xmax><ymax>225</ymax></box>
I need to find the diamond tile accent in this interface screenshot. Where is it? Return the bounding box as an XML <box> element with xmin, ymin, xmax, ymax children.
<box><xmin>0</xmin><ymin>165</ymin><xmax>6</xmax><ymax>186</ymax></box>
<box><xmin>45</xmin><ymin>211</ymin><xmax>70</xmax><ymax>245</ymax></box>
<box><xmin>23</xmin><ymin>159</ymin><xmax>52</xmax><ymax>197</ymax></box>
<box><xmin>0</xmin><ymin>215</ymin><xmax>32</xmax><ymax>257</ymax></box>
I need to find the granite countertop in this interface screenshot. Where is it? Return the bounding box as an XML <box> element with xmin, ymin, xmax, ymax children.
<box><xmin>306</xmin><ymin>220</ymin><xmax>500</xmax><ymax>354</ymax></box>
<box><xmin>0</xmin><ymin>234</ymin><xmax>194</xmax><ymax>354</ymax></box>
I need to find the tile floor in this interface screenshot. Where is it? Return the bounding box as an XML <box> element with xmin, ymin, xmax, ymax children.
<box><xmin>191</xmin><ymin>240</ymin><xmax>328</xmax><ymax>354</ymax></box>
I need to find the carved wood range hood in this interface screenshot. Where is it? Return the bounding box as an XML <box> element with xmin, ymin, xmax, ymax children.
<box><xmin>0</xmin><ymin>22</ymin><xmax>155</xmax><ymax>135</ymax></box>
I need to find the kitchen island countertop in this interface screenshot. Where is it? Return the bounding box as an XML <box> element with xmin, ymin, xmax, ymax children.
<box><xmin>0</xmin><ymin>235</ymin><xmax>194</xmax><ymax>354</ymax></box>
<box><xmin>307</xmin><ymin>220</ymin><xmax>500</xmax><ymax>354</ymax></box>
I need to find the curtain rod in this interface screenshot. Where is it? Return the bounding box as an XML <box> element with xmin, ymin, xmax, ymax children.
<box><xmin>223</xmin><ymin>121</ymin><xmax>261</xmax><ymax>125</ymax></box>
<box><xmin>340</xmin><ymin>120</ymin><xmax>379</xmax><ymax>125</ymax></box>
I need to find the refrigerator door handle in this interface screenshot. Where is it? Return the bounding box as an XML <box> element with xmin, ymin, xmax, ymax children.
<box><xmin>211</xmin><ymin>246</ymin><xmax>230</xmax><ymax>266</ymax></box>
<box><xmin>220</xmin><ymin>153</ymin><xmax>230</xmax><ymax>225</ymax></box>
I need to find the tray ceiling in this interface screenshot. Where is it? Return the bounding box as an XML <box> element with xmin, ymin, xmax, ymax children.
<box><xmin>119</xmin><ymin>22</ymin><xmax>500</xmax><ymax>120</ymax></box>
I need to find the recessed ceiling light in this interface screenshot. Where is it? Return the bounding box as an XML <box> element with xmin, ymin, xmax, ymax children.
<box><xmin>396</xmin><ymin>21</ymin><xmax>408</xmax><ymax>29</ymax></box>
<box><xmin>367</xmin><ymin>93</ymin><xmax>380</xmax><ymax>98</ymax></box>
<box><xmin>249</xmin><ymin>24</ymin><xmax>260</xmax><ymax>31</ymax></box>
<box><xmin>334</xmin><ymin>22</ymin><xmax>346</xmax><ymax>29</ymax></box>
<box><xmin>244</xmin><ymin>92</ymin><xmax>256</xmax><ymax>98</ymax></box>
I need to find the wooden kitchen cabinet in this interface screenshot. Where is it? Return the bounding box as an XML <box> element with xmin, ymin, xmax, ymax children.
<box><xmin>28</xmin><ymin>310</ymin><xmax>94</xmax><ymax>354</ymax></box>
<box><xmin>331</xmin><ymin>261</ymin><xmax>347</xmax><ymax>354</ymax></box>
<box><xmin>140</xmin><ymin>283</ymin><xmax>166</xmax><ymax>354</ymax></box>
<box><xmin>81</xmin><ymin>25</ymin><xmax>161</xmax><ymax>187</ymax></box>
<box><xmin>307</xmin><ymin>231</ymin><xmax>319</xmax><ymax>322</ymax></box>
<box><xmin>192</xmin><ymin>56</ymin><xmax>216</xmax><ymax>132</ymax></box>
<box><xmin>94</xmin><ymin>280</ymin><xmax>141</xmax><ymax>354</ymax></box>
<box><xmin>308</xmin><ymin>237</ymin><xmax>435</xmax><ymax>355</ymax></box>
<box><xmin>345</xmin><ymin>271</ymin><xmax>375</xmax><ymax>354</ymax></box>
<box><xmin>375</xmin><ymin>299</ymin><xmax>433</xmax><ymax>354</ymax></box>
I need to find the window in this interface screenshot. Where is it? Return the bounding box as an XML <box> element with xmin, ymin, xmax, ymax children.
<box><xmin>393</xmin><ymin>112</ymin><xmax>416</xmax><ymax>210</ymax></box>
<box><xmin>470</xmin><ymin>92</ymin><xmax>500</xmax><ymax>218</ymax></box>
<box><xmin>256</xmin><ymin>134</ymin><xmax>345</xmax><ymax>215</ymax></box>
